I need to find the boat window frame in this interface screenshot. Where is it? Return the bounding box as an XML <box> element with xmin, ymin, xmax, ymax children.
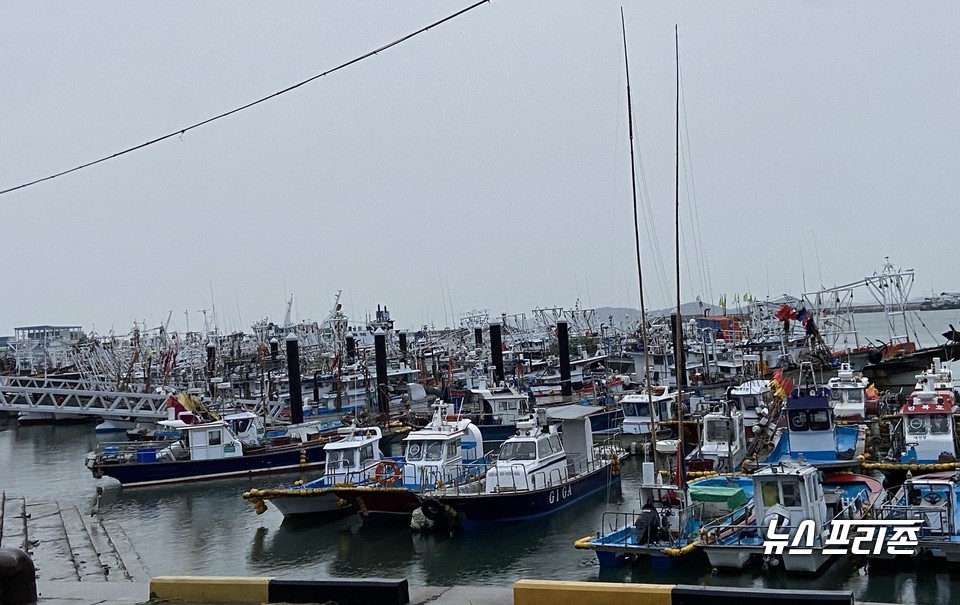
<box><xmin>808</xmin><ymin>409</ymin><xmax>831</xmax><ymax>431</ymax></box>
<box><xmin>788</xmin><ymin>410</ymin><xmax>809</xmax><ymax>432</ymax></box>
<box><xmin>425</xmin><ymin>440</ymin><xmax>444</xmax><ymax>462</ymax></box>
<box><xmin>907</xmin><ymin>415</ymin><xmax>928</xmax><ymax>436</ymax></box>
<box><xmin>405</xmin><ymin>441</ymin><xmax>424</xmax><ymax>461</ymax></box>
<box><xmin>929</xmin><ymin>414</ymin><xmax>950</xmax><ymax>435</ymax></box>
<box><xmin>208</xmin><ymin>430</ymin><xmax>222</xmax><ymax>446</ymax></box>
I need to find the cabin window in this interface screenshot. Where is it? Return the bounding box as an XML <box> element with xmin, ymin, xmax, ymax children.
<box><xmin>426</xmin><ymin>441</ymin><xmax>444</xmax><ymax>461</ymax></box>
<box><xmin>538</xmin><ymin>439</ymin><xmax>552</xmax><ymax>458</ymax></box>
<box><xmin>847</xmin><ymin>390</ymin><xmax>863</xmax><ymax>404</ymax></box>
<box><xmin>705</xmin><ymin>419</ymin><xmax>730</xmax><ymax>442</ymax></box>
<box><xmin>929</xmin><ymin>414</ymin><xmax>950</xmax><ymax>435</ymax></box>
<box><xmin>208</xmin><ymin>430</ymin><xmax>222</xmax><ymax>446</ymax></box>
<box><xmin>781</xmin><ymin>482</ymin><xmax>800</xmax><ymax>507</ymax></box>
<box><xmin>500</xmin><ymin>441</ymin><xmax>537</xmax><ymax>461</ymax></box>
<box><xmin>907</xmin><ymin>416</ymin><xmax>928</xmax><ymax>435</ymax></box>
<box><xmin>361</xmin><ymin>444</ymin><xmax>375</xmax><ymax>462</ymax></box>
<box><xmin>830</xmin><ymin>389</ymin><xmax>843</xmax><ymax>402</ymax></box>
<box><xmin>808</xmin><ymin>410</ymin><xmax>831</xmax><ymax>431</ymax></box>
<box><xmin>446</xmin><ymin>440</ymin><xmax>459</xmax><ymax>458</ymax></box>
<box><xmin>233</xmin><ymin>418</ymin><xmax>251</xmax><ymax>433</ymax></box>
<box><xmin>405</xmin><ymin>441</ymin><xmax>424</xmax><ymax>461</ymax></box>
<box><xmin>340</xmin><ymin>448</ymin><xmax>355</xmax><ymax>468</ymax></box>
<box><xmin>548</xmin><ymin>434</ymin><xmax>563</xmax><ymax>454</ymax></box>
<box><xmin>761</xmin><ymin>481</ymin><xmax>780</xmax><ymax>507</ymax></box>
<box><xmin>788</xmin><ymin>411</ymin><xmax>809</xmax><ymax>432</ymax></box>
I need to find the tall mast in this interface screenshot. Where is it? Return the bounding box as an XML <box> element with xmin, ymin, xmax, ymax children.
<box><xmin>620</xmin><ymin>11</ymin><xmax>656</xmax><ymax>442</ymax></box>
<box><xmin>673</xmin><ymin>25</ymin><xmax>685</xmax><ymax>474</ymax></box>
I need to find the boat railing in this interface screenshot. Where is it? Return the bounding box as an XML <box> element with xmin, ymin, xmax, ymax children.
<box><xmin>94</xmin><ymin>439</ymin><xmax>175</xmax><ymax>456</ymax></box>
<box><xmin>594</xmin><ymin>502</ymin><xmax>707</xmax><ymax>548</ymax></box>
<box><xmin>391</xmin><ymin>460</ymin><xmax>489</xmax><ymax>493</ymax></box>
<box><xmin>873</xmin><ymin>502</ymin><xmax>953</xmax><ymax>539</ymax></box>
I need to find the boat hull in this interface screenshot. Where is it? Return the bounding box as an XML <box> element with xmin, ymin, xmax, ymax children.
<box><xmin>91</xmin><ymin>445</ymin><xmax>326</xmax><ymax>487</ymax></box>
<box><xmin>430</xmin><ymin>462</ymin><xmax>619</xmax><ymax>531</ymax></box>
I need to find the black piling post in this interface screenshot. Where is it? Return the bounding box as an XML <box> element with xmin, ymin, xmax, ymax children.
<box><xmin>269</xmin><ymin>337</ymin><xmax>279</xmax><ymax>361</ymax></box>
<box><xmin>671</xmin><ymin>313</ymin><xmax>687</xmax><ymax>390</ymax></box>
<box><xmin>374</xmin><ymin>328</ymin><xmax>389</xmax><ymax>416</ymax></box>
<box><xmin>285</xmin><ymin>333</ymin><xmax>303</xmax><ymax>425</ymax></box>
<box><xmin>489</xmin><ymin>321</ymin><xmax>505</xmax><ymax>385</ymax></box>
<box><xmin>557</xmin><ymin>319</ymin><xmax>572</xmax><ymax>397</ymax></box>
<box><xmin>0</xmin><ymin>547</ymin><xmax>37</xmax><ymax>605</ymax></box>
<box><xmin>398</xmin><ymin>331</ymin><xmax>407</xmax><ymax>363</ymax></box>
<box><xmin>205</xmin><ymin>341</ymin><xmax>216</xmax><ymax>377</ymax></box>
<box><xmin>474</xmin><ymin>327</ymin><xmax>483</xmax><ymax>348</ymax></box>
<box><xmin>346</xmin><ymin>333</ymin><xmax>356</xmax><ymax>364</ymax></box>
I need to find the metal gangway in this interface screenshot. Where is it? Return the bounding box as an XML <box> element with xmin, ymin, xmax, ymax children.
<box><xmin>0</xmin><ymin>375</ymin><xmax>174</xmax><ymax>419</ymax></box>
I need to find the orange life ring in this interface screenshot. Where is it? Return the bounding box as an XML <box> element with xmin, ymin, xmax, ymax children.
<box><xmin>375</xmin><ymin>460</ymin><xmax>402</xmax><ymax>487</ymax></box>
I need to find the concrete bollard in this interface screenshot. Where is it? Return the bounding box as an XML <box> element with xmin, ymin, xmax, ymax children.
<box><xmin>0</xmin><ymin>548</ymin><xmax>37</xmax><ymax>605</ymax></box>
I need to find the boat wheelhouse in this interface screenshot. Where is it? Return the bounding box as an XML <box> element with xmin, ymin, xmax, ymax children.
<box><xmin>700</xmin><ymin>463</ymin><xmax>882</xmax><ymax>573</ymax></box>
<box><xmin>243</xmin><ymin>425</ymin><xmax>386</xmax><ymax>520</ymax></box>
<box><xmin>897</xmin><ymin>371</ymin><xmax>958</xmax><ymax>465</ymax></box>
<box><xmin>762</xmin><ymin>382</ymin><xmax>864</xmax><ymax>468</ymax></box>
<box><xmin>620</xmin><ymin>387</ymin><xmax>675</xmax><ymax>435</ymax></box>
<box><xmin>686</xmin><ymin>404</ymin><xmax>747</xmax><ymax>474</ymax></box>
<box><xmin>826</xmin><ymin>362</ymin><xmax>877</xmax><ymax>420</ymax></box>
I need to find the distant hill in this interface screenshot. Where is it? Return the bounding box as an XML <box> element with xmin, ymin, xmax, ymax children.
<box><xmin>595</xmin><ymin>302</ymin><xmax>724</xmax><ymax>325</ymax></box>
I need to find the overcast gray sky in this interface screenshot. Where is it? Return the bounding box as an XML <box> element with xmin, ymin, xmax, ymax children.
<box><xmin>2</xmin><ymin>2</ymin><xmax>958</xmax><ymax>336</ymax></box>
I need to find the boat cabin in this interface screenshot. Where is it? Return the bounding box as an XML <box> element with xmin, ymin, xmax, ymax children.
<box><xmin>317</xmin><ymin>426</ymin><xmax>384</xmax><ymax>485</ymax></box>
<box><xmin>826</xmin><ymin>363</ymin><xmax>873</xmax><ymax>420</ymax></box>
<box><xmin>620</xmin><ymin>388</ymin><xmax>675</xmax><ymax>435</ymax></box>
<box><xmin>889</xmin><ymin>474</ymin><xmax>958</xmax><ymax>537</ymax></box>
<box><xmin>899</xmin><ymin>373</ymin><xmax>958</xmax><ymax>464</ymax></box>
<box><xmin>401</xmin><ymin>402</ymin><xmax>485</xmax><ymax>488</ymax></box>
<box><xmin>485</xmin><ymin>411</ymin><xmax>592</xmax><ymax>492</ymax></box>
<box><xmin>728</xmin><ymin>379</ymin><xmax>774</xmax><ymax>429</ymax></box>
<box><xmin>459</xmin><ymin>387</ymin><xmax>530</xmax><ymax>426</ymax></box>
<box><xmin>688</xmin><ymin>406</ymin><xmax>746</xmax><ymax>473</ymax></box>
<box><xmin>156</xmin><ymin>419</ymin><xmax>244</xmax><ymax>462</ymax></box>
<box><xmin>784</xmin><ymin>386</ymin><xmax>836</xmax><ymax>461</ymax></box>
<box><xmin>754</xmin><ymin>463</ymin><xmax>828</xmax><ymax>538</ymax></box>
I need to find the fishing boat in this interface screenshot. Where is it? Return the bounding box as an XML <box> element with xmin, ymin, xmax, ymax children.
<box><xmin>760</xmin><ymin>364</ymin><xmax>865</xmax><ymax>469</ymax></box>
<box><xmin>871</xmin><ymin>470</ymin><xmax>960</xmax><ymax>562</ymax></box>
<box><xmin>686</xmin><ymin>402</ymin><xmax>748</xmax><ymax>474</ymax></box>
<box><xmin>242</xmin><ymin>425</ymin><xmax>387</xmax><ymax>520</ymax></box>
<box><xmin>825</xmin><ymin>362</ymin><xmax>878</xmax><ymax>421</ymax></box>
<box><xmin>416</xmin><ymin>407</ymin><xmax>624</xmax><ymax>531</ymax></box>
<box><xmin>619</xmin><ymin>386</ymin><xmax>677</xmax><ymax>438</ymax></box>
<box><xmin>332</xmin><ymin>401</ymin><xmax>486</xmax><ymax>522</ymax></box>
<box><xmin>576</xmin><ymin>467</ymin><xmax>754</xmax><ymax>567</ymax></box>
<box><xmin>699</xmin><ymin>463</ymin><xmax>883</xmax><ymax>573</ymax></box>
<box><xmin>85</xmin><ymin>408</ymin><xmax>335</xmax><ymax>487</ymax></box>
<box><xmin>727</xmin><ymin>378</ymin><xmax>775</xmax><ymax>431</ymax></box>
<box><xmin>874</xmin><ymin>365</ymin><xmax>958</xmax><ymax>468</ymax></box>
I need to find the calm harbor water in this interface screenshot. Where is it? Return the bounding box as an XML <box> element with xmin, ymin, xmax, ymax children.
<box><xmin>2</xmin><ymin>309</ymin><xmax>959</xmax><ymax>604</ymax></box>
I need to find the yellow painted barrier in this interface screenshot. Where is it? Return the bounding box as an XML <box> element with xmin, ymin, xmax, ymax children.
<box><xmin>514</xmin><ymin>579</ymin><xmax>673</xmax><ymax>605</ymax></box>
<box><xmin>150</xmin><ymin>576</ymin><xmax>270</xmax><ymax>603</ymax></box>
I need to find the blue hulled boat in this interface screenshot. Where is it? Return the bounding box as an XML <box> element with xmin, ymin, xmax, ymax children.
<box><xmin>417</xmin><ymin>408</ymin><xmax>625</xmax><ymax>531</ymax></box>
<box><xmin>761</xmin><ymin>369</ymin><xmax>865</xmax><ymax>469</ymax></box>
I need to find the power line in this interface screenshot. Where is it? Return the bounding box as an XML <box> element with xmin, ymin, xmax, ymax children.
<box><xmin>0</xmin><ymin>0</ymin><xmax>490</xmax><ymax>197</ymax></box>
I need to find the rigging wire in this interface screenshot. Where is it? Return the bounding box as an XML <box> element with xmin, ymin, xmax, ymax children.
<box><xmin>678</xmin><ymin>57</ymin><xmax>713</xmax><ymax>307</ymax></box>
<box><xmin>0</xmin><ymin>0</ymin><xmax>490</xmax><ymax>197</ymax></box>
